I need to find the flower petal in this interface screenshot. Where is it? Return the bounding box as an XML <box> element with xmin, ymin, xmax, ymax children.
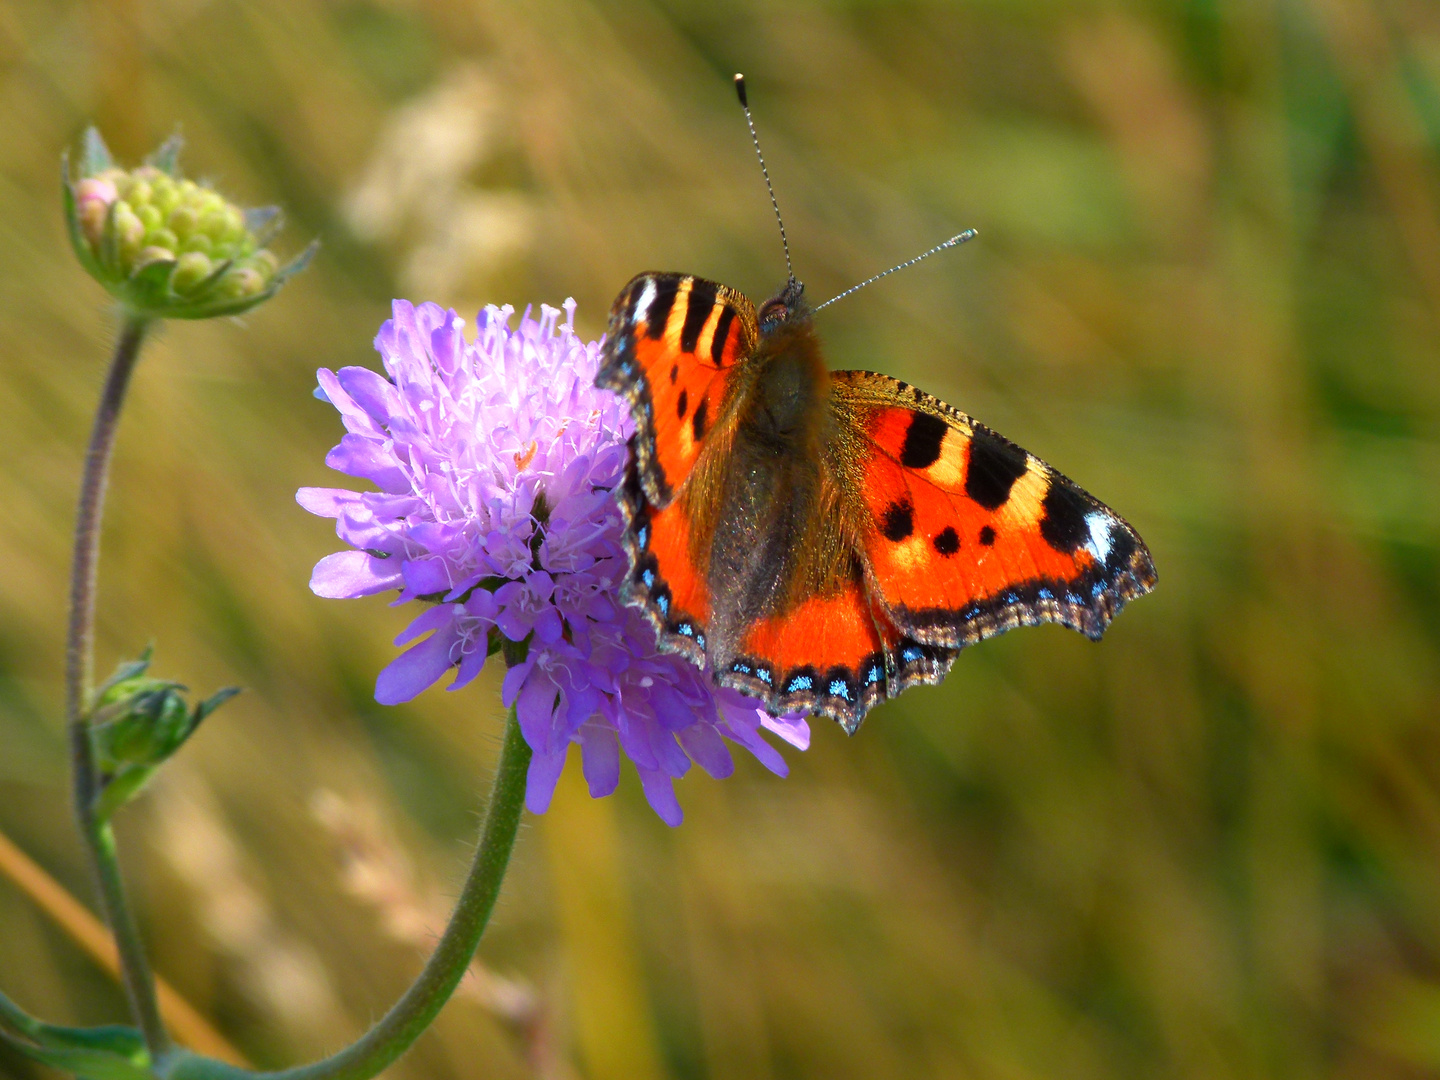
<box><xmin>678</xmin><ymin>723</ymin><xmax>734</xmax><ymax>779</ymax></box>
<box><xmin>578</xmin><ymin>723</ymin><xmax>620</xmax><ymax>798</ymax></box>
<box><xmin>375</xmin><ymin>622</ymin><xmax>458</xmax><ymax>705</ymax></box>
<box><xmin>524</xmin><ymin>748</ymin><xmax>568</xmax><ymax>815</ymax></box>
<box><xmin>636</xmin><ymin>768</ymin><xmax>683</xmax><ymax>827</ymax></box>
<box><xmin>310</xmin><ymin>550</ymin><xmax>402</xmax><ymax>598</ymax></box>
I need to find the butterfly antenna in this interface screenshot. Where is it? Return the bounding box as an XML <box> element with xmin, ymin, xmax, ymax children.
<box><xmin>735</xmin><ymin>73</ymin><xmax>795</xmax><ymax>284</ymax></box>
<box><xmin>812</xmin><ymin>229</ymin><xmax>978</xmax><ymax>313</ymax></box>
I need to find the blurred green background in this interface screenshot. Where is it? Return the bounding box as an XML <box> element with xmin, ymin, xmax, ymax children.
<box><xmin>3</xmin><ymin>0</ymin><xmax>1440</xmax><ymax>1077</ymax></box>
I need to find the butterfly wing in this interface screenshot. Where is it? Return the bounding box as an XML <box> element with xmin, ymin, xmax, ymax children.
<box><xmin>716</xmin><ymin>568</ymin><xmax>957</xmax><ymax>733</ymax></box>
<box><xmin>831</xmin><ymin>370</ymin><xmax>1157</xmax><ymax>652</ymax></box>
<box><xmin>597</xmin><ymin>273</ymin><xmax>758</xmax><ymax>665</ymax></box>
<box><xmin>596</xmin><ymin>273</ymin><xmax>757</xmax><ymax>506</ymax></box>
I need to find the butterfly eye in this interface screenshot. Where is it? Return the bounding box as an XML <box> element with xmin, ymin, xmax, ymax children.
<box><xmin>759</xmin><ymin>301</ymin><xmax>788</xmax><ymax>327</ymax></box>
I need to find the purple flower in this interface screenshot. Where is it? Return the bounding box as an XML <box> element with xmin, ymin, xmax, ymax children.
<box><xmin>300</xmin><ymin>299</ymin><xmax>809</xmax><ymax>824</ymax></box>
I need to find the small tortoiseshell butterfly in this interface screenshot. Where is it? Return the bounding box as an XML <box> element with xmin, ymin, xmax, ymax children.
<box><xmin>597</xmin><ymin>77</ymin><xmax>1156</xmax><ymax>733</ymax></box>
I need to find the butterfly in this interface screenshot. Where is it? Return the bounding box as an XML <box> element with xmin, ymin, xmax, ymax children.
<box><xmin>595</xmin><ymin>81</ymin><xmax>1156</xmax><ymax>734</ymax></box>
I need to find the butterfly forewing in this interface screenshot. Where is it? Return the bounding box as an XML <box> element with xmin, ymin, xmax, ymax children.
<box><xmin>596</xmin><ymin>272</ymin><xmax>757</xmax><ymax>507</ymax></box>
<box><xmin>598</xmin><ymin>273</ymin><xmax>759</xmax><ymax>669</ymax></box>
<box><xmin>830</xmin><ymin>371</ymin><xmax>1157</xmax><ymax>650</ymax></box>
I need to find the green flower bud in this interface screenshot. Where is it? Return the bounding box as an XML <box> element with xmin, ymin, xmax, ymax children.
<box><xmin>87</xmin><ymin>648</ymin><xmax>241</xmax><ymax>821</ymax></box>
<box><xmin>172</xmin><ymin>251</ymin><xmax>214</xmax><ymax>293</ymax></box>
<box><xmin>167</xmin><ymin>204</ymin><xmax>199</xmax><ymax>238</ymax></box>
<box><xmin>133</xmin><ymin>245</ymin><xmax>176</xmax><ymax>271</ymax></box>
<box><xmin>111</xmin><ymin>202</ymin><xmax>146</xmax><ymax>265</ymax></box>
<box><xmin>244</xmin><ymin>249</ymin><xmax>279</xmax><ymax>279</ymax></box>
<box><xmin>200</xmin><ymin>210</ymin><xmax>231</xmax><ymax>242</ymax></box>
<box><xmin>217</xmin><ymin>266</ymin><xmax>265</xmax><ymax>299</ymax></box>
<box><xmin>63</xmin><ymin>127</ymin><xmax>316</xmax><ymax>320</ymax></box>
<box><xmin>150</xmin><ymin>174</ymin><xmax>178</xmax><ymax>216</ymax></box>
<box><xmin>93</xmin><ymin>683</ymin><xmax>191</xmax><ymax>768</ymax></box>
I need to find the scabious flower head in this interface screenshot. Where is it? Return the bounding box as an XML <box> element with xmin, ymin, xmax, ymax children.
<box><xmin>300</xmin><ymin>299</ymin><xmax>809</xmax><ymax>824</ymax></box>
<box><xmin>63</xmin><ymin>128</ymin><xmax>314</xmax><ymax>320</ymax></box>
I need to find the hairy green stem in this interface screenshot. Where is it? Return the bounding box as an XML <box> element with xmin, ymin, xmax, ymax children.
<box><xmin>65</xmin><ymin>316</ymin><xmax>172</xmax><ymax>1059</ymax></box>
<box><xmin>165</xmin><ymin>709</ymin><xmax>532</xmax><ymax>1080</ymax></box>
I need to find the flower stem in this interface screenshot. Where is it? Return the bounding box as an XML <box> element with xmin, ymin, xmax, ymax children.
<box><xmin>65</xmin><ymin>316</ymin><xmax>171</xmax><ymax>1058</ymax></box>
<box><xmin>166</xmin><ymin>708</ymin><xmax>532</xmax><ymax>1080</ymax></box>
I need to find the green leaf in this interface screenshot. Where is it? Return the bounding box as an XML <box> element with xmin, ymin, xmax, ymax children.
<box><xmin>92</xmin><ymin>764</ymin><xmax>158</xmax><ymax>823</ymax></box>
<box><xmin>0</xmin><ymin>1020</ymin><xmax>151</xmax><ymax>1080</ymax></box>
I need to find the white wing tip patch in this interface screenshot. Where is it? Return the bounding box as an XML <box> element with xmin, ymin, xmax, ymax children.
<box><xmin>1085</xmin><ymin>511</ymin><xmax>1114</xmax><ymax>564</ymax></box>
<box><xmin>633</xmin><ymin>280</ymin><xmax>657</xmax><ymax>326</ymax></box>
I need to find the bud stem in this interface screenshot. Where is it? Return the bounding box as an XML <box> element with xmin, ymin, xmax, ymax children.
<box><xmin>65</xmin><ymin>315</ymin><xmax>172</xmax><ymax>1059</ymax></box>
<box><xmin>165</xmin><ymin>708</ymin><xmax>532</xmax><ymax>1080</ymax></box>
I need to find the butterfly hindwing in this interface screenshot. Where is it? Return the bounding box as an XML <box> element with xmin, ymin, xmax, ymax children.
<box><xmin>716</xmin><ymin>570</ymin><xmax>957</xmax><ymax>733</ymax></box>
<box><xmin>596</xmin><ymin>273</ymin><xmax>758</xmax><ymax>507</ymax></box>
<box><xmin>831</xmin><ymin>370</ymin><xmax>1157</xmax><ymax>650</ymax></box>
<box><xmin>614</xmin><ymin>462</ymin><xmax>711</xmax><ymax>668</ymax></box>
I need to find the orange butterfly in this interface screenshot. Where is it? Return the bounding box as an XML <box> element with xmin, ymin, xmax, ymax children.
<box><xmin>596</xmin><ymin>79</ymin><xmax>1156</xmax><ymax>734</ymax></box>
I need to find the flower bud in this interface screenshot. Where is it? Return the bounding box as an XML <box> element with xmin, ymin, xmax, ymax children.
<box><xmin>217</xmin><ymin>266</ymin><xmax>266</xmax><ymax>300</ymax></box>
<box><xmin>111</xmin><ymin>202</ymin><xmax>146</xmax><ymax>265</ymax></box>
<box><xmin>148</xmin><ymin>227</ymin><xmax>179</xmax><ymax>253</ymax></box>
<box><xmin>171</xmin><ymin>251</ymin><xmax>214</xmax><ymax>293</ymax></box>
<box><xmin>63</xmin><ymin>127</ymin><xmax>316</xmax><ymax>319</ymax></box>
<box><xmin>92</xmin><ymin>681</ymin><xmax>191</xmax><ymax>769</ymax></box>
<box><xmin>87</xmin><ymin>648</ymin><xmax>241</xmax><ymax>820</ymax></box>
<box><xmin>133</xmin><ymin>245</ymin><xmax>176</xmax><ymax>271</ymax></box>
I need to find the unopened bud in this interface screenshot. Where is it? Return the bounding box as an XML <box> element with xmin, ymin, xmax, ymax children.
<box><xmin>172</xmin><ymin>251</ymin><xmax>214</xmax><ymax>293</ymax></box>
<box><xmin>218</xmin><ymin>266</ymin><xmax>265</xmax><ymax>299</ymax></box>
<box><xmin>87</xmin><ymin>648</ymin><xmax>242</xmax><ymax>820</ymax></box>
<box><xmin>64</xmin><ymin>127</ymin><xmax>315</xmax><ymax>319</ymax></box>
<box><xmin>112</xmin><ymin>202</ymin><xmax>146</xmax><ymax>264</ymax></box>
<box><xmin>133</xmin><ymin>245</ymin><xmax>176</xmax><ymax>270</ymax></box>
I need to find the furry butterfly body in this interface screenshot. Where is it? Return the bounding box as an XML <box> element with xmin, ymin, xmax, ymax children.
<box><xmin>597</xmin><ymin>273</ymin><xmax>1156</xmax><ymax>732</ymax></box>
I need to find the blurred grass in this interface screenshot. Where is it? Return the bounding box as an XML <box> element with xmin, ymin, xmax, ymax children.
<box><xmin>2</xmin><ymin>0</ymin><xmax>1440</xmax><ymax>1077</ymax></box>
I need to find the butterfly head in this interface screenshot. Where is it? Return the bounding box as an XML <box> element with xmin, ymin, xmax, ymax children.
<box><xmin>758</xmin><ymin>278</ymin><xmax>809</xmax><ymax>334</ymax></box>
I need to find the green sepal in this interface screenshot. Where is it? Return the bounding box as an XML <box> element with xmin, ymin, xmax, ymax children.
<box><xmin>99</xmin><ymin>197</ymin><xmax>123</xmax><ymax>278</ymax></box>
<box><xmin>93</xmin><ymin>645</ymin><xmax>154</xmax><ymax>700</ymax></box>
<box><xmin>62</xmin><ymin>155</ymin><xmax>109</xmax><ymax>285</ymax></box>
<box><xmin>145</xmin><ymin>131</ymin><xmax>183</xmax><ymax>178</ymax></box>
<box><xmin>80</xmin><ymin>127</ymin><xmax>114</xmax><ymax>180</ymax></box>
<box><xmin>243</xmin><ymin>206</ymin><xmax>282</xmax><ymax>246</ymax></box>
<box><xmin>117</xmin><ymin>256</ymin><xmax>180</xmax><ymax>316</ymax></box>
<box><xmin>193</xmin><ymin>686</ymin><xmax>242</xmax><ymax>725</ymax></box>
<box><xmin>163</xmin><ymin>239</ymin><xmax>318</xmax><ymax>321</ymax></box>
